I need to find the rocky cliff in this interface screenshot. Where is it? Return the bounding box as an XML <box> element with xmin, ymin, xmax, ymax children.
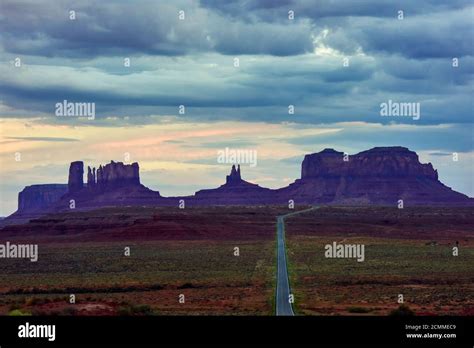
<box><xmin>68</xmin><ymin>161</ymin><xmax>84</xmax><ymax>193</ymax></box>
<box><xmin>226</xmin><ymin>164</ymin><xmax>242</xmax><ymax>185</ymax></box>
<box><xmin>87</xmin><ymin>161</ymin><xmax>140</xmax><ymax>190</ymax></box>
<box><xmin>18</xmin><ymin>184</ymin><xmax>68</xmax><ymax>212</ymax></box>
<box><xmin>67</xmin><ymin>160</ymin><xmax>141</xmax><ymax>194</ymax></box>
<box><xmin>62</xmin><ymin>160</ymin><xmax>160</xmax><ymax>208</ymax></box>
<box><xmin>280</xmin><ymin>147</ymin><xmax>469</xmax><ymax>205</ymax></box>
<box><xmin>5</xmin><ymin>147</ymin><xmax>472</xmax><ymax>225</ymax></box>
<box><xmin>5</xmin><ymin>160</ymin><xmax>158</xmax><ymax>223</ymax></box>
<box><xmin>301</xmin><ymin>147</ymin><xmax>438</xmax><ymax>179</ymax></box>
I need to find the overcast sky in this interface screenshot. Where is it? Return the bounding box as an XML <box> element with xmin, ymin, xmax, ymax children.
<box><xmin>0</xmin><ymin>0</ymin><xmax>473</xmax><ymax>215</ymax></box>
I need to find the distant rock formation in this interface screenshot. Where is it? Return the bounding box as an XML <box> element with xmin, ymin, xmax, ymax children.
<box><xmin>68</xmin><ymin>161</ymin><xmax>84</xmax><ymax>193</ymax></box>
<box><xmin>195</xmin><ymin>164</ymin><xmax>274</xmax><ymax>204</ymax></box>
<box><xmin>301</xmin><ymin>148</ymin><xmax>346</xmax><ymax>179</ymax></box>
<box><xmin>301</xmin><ymin>147</ymin><xmax>437</xmax><ymax>179</ymax></box>
<box><xmin>18</xmin><ymin>184</ymin><xmax>68</xmax><ymax>212</ymax></box>
<box><xmin>87</xmin><ymin>166</ymin><xmax>96</xmax><ymax>189</ymax></box>
<box><xmin>226</xmin><ymin>164</ymin><xmax>242</xmax><ymax>185</ymax></box>
<box><xmin>86</xmin><ymin>161</ymin><xmax>140</xmax><ymax>191</ymax></box>
<box><xmin>61</xmin><ymin>160</ymin><xmax>161</xmax><ymax>210</ymax></box>
<box><xmin>280</xmin><ymin>147</ymin><xmax>469</xmax><ymax>205</ymax></box>
<box><xmin>67</xmin><ymin>160</ymin><xmax>141</xmax><ymax>194</ymax></box>
<box><xmin>4</xmin><ymin>146</ymin><xmax>472</xmax><ymax>226</ymax></box>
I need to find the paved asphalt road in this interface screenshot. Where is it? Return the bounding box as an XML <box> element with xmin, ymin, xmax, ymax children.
<box><xmin>275</xmin><ymin>207</ymin><xmax>319</xmax><ymax>316</ymax></box>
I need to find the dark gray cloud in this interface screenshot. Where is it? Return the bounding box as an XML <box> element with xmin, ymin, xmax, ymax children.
<box><xmin>429</xmin><ymin>152</ymin><xmax>453</xmax><ymax>156</ymax></box>
<box><xmin>0</xmin><ymin>0</ymin><xmax>472</xmax><ymax>216</ymax></box>
<box><xmin>0</xmin><ymin>0</ymin><xmax>472</xmax><ymax>134</ymax></box>
<box><xmin>0</xmin><ymin>0</ymin><xmax>313</xmax><ymax>58</ymax></box>
<box><xmin>2</xmin><ymin>0</ymin><xmax>471</xmax><ymax>59</ymax></box>
<box><xmin>202</xmin><ymin>0</ymin><xmax>469</xmax><ymax>19</ymax></box>
<box><xmin>204</xmin><ymin>0</ymin><xmax>473</xmax><ymax>59</ymax></box>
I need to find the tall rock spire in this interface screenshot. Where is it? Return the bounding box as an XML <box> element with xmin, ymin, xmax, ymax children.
<box><xmin>68</xmin><ymin>161</ymin><xmax>84</xmax><ymax>193</ymax></box>
<box><xmin>226</xmin><ymin>164</ymin><xmax>242</xmax><ymax>185</ymax></box>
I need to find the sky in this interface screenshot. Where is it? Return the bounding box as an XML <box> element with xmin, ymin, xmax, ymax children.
<box><xmin>0</xmin><ymin>0</ymin><xmax>473</xmax><ymax>215</ymax></box>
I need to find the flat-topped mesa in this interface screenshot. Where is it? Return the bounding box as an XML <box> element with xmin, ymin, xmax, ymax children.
<box><xmin>351</xmin><ymin>147</ymin><xmax>438</xmax><ymax>179</ymax></box>
<box><xmin>18</xmin><ymin>184</ymin><xmax>68</xmax><ymax>212</ymax></box>
<box><xmin>225</xmin><ymin>164</ymin><xmax>243</xmax><ymax>185</ymax></box>
<box><xmin>92</xmin><ymin>161</ymin><xmax>140</xmax><ymax>189</ymax></box>
<box><xmin>8</xmin><ymin>147</ymin><xmax>471</xmax><ymax>223</ymax></box>
<box><xmin>301</xmin><ymin>147</ymin><xmax>438</xmax><ymax>180</ymax></box>
<box><xmin>301</xmin><ymin>148</ymin><xmax>346</xmax><ymax>178</ymax></box>
<box><xmin>68</xmin><ymin>160</ymin><xmax>141</xmax><ymax>193</ymax></box>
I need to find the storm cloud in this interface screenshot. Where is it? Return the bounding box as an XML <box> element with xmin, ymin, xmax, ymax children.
<box><xmin>0</xmin><ymin>0</ymin><xmax>472</xmax><ymax>144</ymax></box>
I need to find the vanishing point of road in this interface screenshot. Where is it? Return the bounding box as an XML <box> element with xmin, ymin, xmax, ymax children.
<box><xmin>275</xmin><ymin>207</ymin><xmax>318</xmax><ymax>316</ymax></box>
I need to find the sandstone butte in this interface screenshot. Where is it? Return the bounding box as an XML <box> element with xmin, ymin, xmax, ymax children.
<box><xmin>6</xmin><ymin>146</ymin><xmax>473</xmax><ymax>224</ymax></box>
